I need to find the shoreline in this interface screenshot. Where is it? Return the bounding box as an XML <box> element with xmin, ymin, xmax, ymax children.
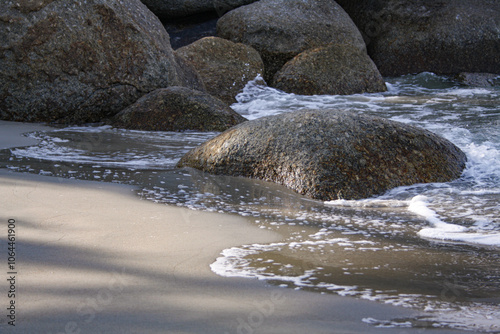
<box><xmin>0</xmin><ymin>121</ymin><xmax>469</xmax><ymax>333</ymax></box>
<box><xmin>0</xmin><ymin>121</ymin><xmax>55</xmax><ymax>149</ymax></box>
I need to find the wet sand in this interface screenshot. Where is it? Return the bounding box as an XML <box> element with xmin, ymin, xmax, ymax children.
<box><xmin>0</xmin><ymin>121</ymin><xmax>55</xmax><ymax>149</ymax></box>
<box><xmin>0</xmin><ymin>121</ymin><xmax>467</xmax><ymax>333</ymax></box>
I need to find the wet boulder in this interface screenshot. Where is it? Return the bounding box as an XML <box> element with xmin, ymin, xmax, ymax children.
<box><xmin>216</xmin><ymin>0</ymin><xmax>366</xmax><ymax>84</ymax></box>
<box><xmin>455</xmin><ymin>73</ymin><xmax>500</xmax><ymax>87</ymax></box>
<box><xmin>178</xmin><ymin>109</ymin><xmax>467</xmax><ymax>200</ymax></box>
<box><xmin>0</xmin><ymin>0</ymin><xmax>202</xmax><ymax>124</ymax></box>
<box><xmin>335</xmin><ymin>0</ymin><xmax>500</xmax><ymax>76</ymax></box>
<box><xmin>176</xmin><ymin>37</ymin><xmax>264</xmax><ymax>104</ymax></box>
<box><xmin>273</xmin><ymin>43</ymin><xmax>387</xmax><ymax>95</ymax></box>
<box><xmin>111</xmin><ymin>86</ymin><xmax>247</xmax><ymax>132</ymax></box>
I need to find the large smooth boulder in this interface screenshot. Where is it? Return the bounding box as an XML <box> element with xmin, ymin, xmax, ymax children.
<box><xmin>176</xmin><ymin>37</ymin><xmax>264</xmax><ymax>104</ymax></box>
<box><xmin>335</xmin><ymin>0</ymin><xmax>500</xmax><ymax>76</ymax></box>
<box><xmin>273</xmin><ymin>43</ymin><xmax>387</xmax><ymax>95</ymax></box>
<box><xmin>0</xmin><ymin>0</ymin><xmax>202</xmax><ymax>124</ymax></box>
<box><xmin>216</xmin><ymin>0</ymin><xmax>366</xmax><ymax>84</ymax></box>
<box><xmin>111</xmin><ymin>86</ymin><xmax>247</xmax><ymax>131</ymax></box>
<box><xmin>178</xmin><ymin>109</ymin><xmax>467</xmax><ymax>200</ymax></box>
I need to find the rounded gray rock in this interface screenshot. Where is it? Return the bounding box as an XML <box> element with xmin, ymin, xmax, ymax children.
<box><xmin>216</xmin><ymin>0</ymin><xmax>365</xmax><ymax>84</ymax></box>
<box><xmin>176</xmin><ymin>37</ymin><xmax>264</xmax><ymax>104</ymax></box>
<box><xmin>112</xmin><ymin>86</ymin><xmax>247</xmax><ymax>132</ymax></box>
<box><xmin>273</xmin><ymin>43</ymin><xmax>387</xmax><ymax>95</ymax></box>
<box><xmin>178</xmin><ymin>109</ymin><xmax>467</xmax><ymax>200</ymax></box>
<box><xmin>0</xmin><ymin>0</ymin><xmax>202</xmax><ymax>124</ymax></box>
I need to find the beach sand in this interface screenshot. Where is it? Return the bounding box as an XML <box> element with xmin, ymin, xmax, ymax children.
<box><xmin>0</xmin><ymin>121</ymin><xmax>466</xmax><ymax>333</ymax></box>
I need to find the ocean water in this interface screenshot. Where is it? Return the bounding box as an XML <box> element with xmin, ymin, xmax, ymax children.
<box><xmin>1</xmin><ymin>73</ymin><xmax>499</xmax><ymax>332</ymax></box>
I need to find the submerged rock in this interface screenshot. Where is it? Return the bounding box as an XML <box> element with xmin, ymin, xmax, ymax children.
<box><xmin>0</xmin><ymin>0</ymin><xmax>202</xmax><ymax>124</ymax></box>
<box><xmin>336</xmin><ymin>0</ymin><xmax>500</xmax><ymax>76</ymax></box>
<box><xmin>176</xmin><ymin>37</ymin><xmax>264</xmax><ymax>104</ymax></box>
<box><xmin>273</xmin><ymin>43</ymin><xmax>386</xmax><ymax>95</ymax></box>
<box><xmin>216</xmin><ymin>0</ymin><xmax>365</xmax><ymax>84</ymax></box>
<box><xmin>455</xmin><ymin>73</ymin><xmax>500</xmax><ymax>87</ymax></box>
<box><xmin>111</xmin><ymin>87</ymin><xmax>246</xmax><ymax>132</ymax></box>
<box><xmin>178</xmin><ymin>109</ymin><xmax>467</xmax><ymax>200</ymax></box>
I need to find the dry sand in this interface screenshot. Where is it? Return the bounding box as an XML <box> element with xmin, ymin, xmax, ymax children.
<box><xmin>0</xmin><ymin>121</ymin><xmax>466</xmax><ymax>333</ymax></box>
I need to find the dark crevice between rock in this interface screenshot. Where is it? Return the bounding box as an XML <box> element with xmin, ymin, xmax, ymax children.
<box><xmin>161</xmin><ymin>12</ymin><xmax>219</xmax><ymax>49</ymax></box>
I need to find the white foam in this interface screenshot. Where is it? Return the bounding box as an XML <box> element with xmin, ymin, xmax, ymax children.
<box><xmin>460</xmin><ymin>188</ymin><xmax>500</xmax><ymax>195</ymax></box>
<box><xmin>439</xmin><ymin>87</ymin><xmax>494</xmax><ymax>98</ymax></box>
<box><xmin>409</xmin><ymin>195</ymin><xmax>500</xmax><ymax>247</ymax></box>
<box><xmin>210</xmin><ymin>243</ymin><xmax>321</xmax><ymax>288</ymax></box>
<box><xmin>362</xmin><ymin>317</ymin><xmax>412</xmax><ymax>328</ymax></box>
<box><xmin>288</xmin><ymin>238</ymin><xmax>349</xmax><ymax>249</ymax></box>
<box><xmin>232</xmin><ymin>75</ymin><xmax>388</xmax><ymax>120</ymax></box>
<box><xmin>12</xmin><ymin>143</ymin><xmax>178</xmax><ymax>169</ymax></box>
<box><xmin>325</xmin><ymin>198</ymin><xmax>409</xmax><ymax>208</ymax></box>
<box><xmin>363</xmin><ymin>304</ymin><xmax>500</xmax><ymax>332</ymax></box>
<box><xmin>53</xmin><ymin>125</ymin><xmax>113</xmax><ymax>133</ymax></box>
<box><xmin>418</xmin><ymin>227</ymin><xmax>500</xmax><ymax>246</ymax></box>
<box><xmin>462</xmin><ymin>142</ymin><xmax>500</xmax><ymax>186</ymax></box>
<box><xmin>414</xmin><ymin>303</ymin><xmax>500</xmax><ymax>333</ymax></box>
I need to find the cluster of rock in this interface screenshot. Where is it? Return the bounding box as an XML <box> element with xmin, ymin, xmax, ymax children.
<box><xmin>1</xmin><ymin>0</ymin><xmax>498</xmax><ymax>126</ymax></box>
<box><xmin>216</xmin><ymin>0</ymin><xmax>387</xmax><ymax>95</ymax></box>
<box><xmin>0</xmin><ymin>0</ymin><xmax>486</xmax><ymax>198</ymax></box>
<box><xmin>0</xmin><ymin>0</ymin><xmax>202</xmax><ymax>124</ymax></box>
<box><xmin>0</xmin><ymin>0</ymin><xmax>253</xmax><ymax>126</ymax></box>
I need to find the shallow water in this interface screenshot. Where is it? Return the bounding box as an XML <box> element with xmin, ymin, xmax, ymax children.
<box><xmin>1</xmin><ymin>73</ymin><xmax>499</xmax><ymax>332</ymax></box>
